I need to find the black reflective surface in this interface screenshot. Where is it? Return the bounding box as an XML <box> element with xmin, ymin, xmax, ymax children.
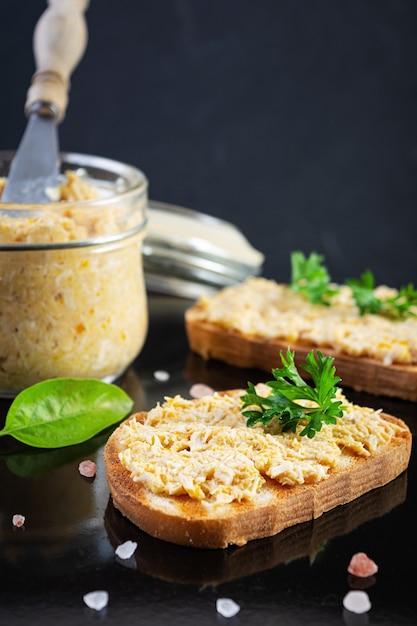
<box><xmin>0</xmin><ymin>295</ymin><xmax>416</xmax><ymax>625</ymax></box>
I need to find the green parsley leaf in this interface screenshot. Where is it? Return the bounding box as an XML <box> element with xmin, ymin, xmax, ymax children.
<box><xmin>288</xmin><ymin>251</ymin><xmax>417</xmax><ymax>319</ymax></box>
<box><xmin>241</xmin><ymin>349</ymin><xmax>344</xmax><ymax>438</ymax></box>
<box><xmin>347</xmin><ymin>271</ymin><xmax>417</xmax><ymax>319</ymax></box>
<box><xmin>289</xmin><ymin>251</ymin><xmax>338</xmax><ymax>305</ymax></box>
<box><xmin>346</xmin><ymin>270</ymin><xmax>383</xmax><ymax>315</ymax></box>
<box><xmin>393</xmin><ymin>284</ymin><xmax>417</xmax><ymax>318</ymax></box>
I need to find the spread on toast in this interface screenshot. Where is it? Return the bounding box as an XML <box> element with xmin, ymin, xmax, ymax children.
<box><xmin>104</xmin><ymin>382</ymin><xmax>411</xmax><ymax>548</ymax></box>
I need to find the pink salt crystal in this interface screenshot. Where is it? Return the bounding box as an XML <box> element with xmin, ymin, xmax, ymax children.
<box><xmin>216</xmin><ymin>598</ymin><xmax>241</xmax><ymax>618</ymax></box>
<box><xmin>189</xmin><ymin>383</ymin><xmax>215</xmax><ymax>398</ymax></box>
<box><xmin>12</xmin><ymin>514</ymin><xmax>25</xmax><ymax>528</ymax></box>
<box><xmin>115</xmin><ymin>540</ymin><xmax>137</xmax><ymax>560</ymax></box>
<box><xmin>153</xmin><ymin>369</ymin><xmax>170</xmax><ymax>382</ymax></box>
<box><xmin>348</xmin><ymin>552</ymin><xmax>378</xmax><ymax>578</ymax></box>
<box><xmin>83</xmin><ymin>590</ymin><xmax>109</xmax><ymax>611</ymax></box>
<box><xmin>343</xmin><ymin>590</ymin><xmax>372</xmax><ymax>614</ymax></box>
<box><xmin>78</xmin><ymin>460</ymin><xmax>97</xmax><ymax>478</ymax></box>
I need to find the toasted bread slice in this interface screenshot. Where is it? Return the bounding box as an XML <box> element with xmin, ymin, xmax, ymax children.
<box><xmin>185</xmin><ymin>290</ymin><xmax>417</xmax><ymax>401</ymax></box>
<box><xmin>104</xmin><ymin>392</ymin><xmax>411</xmax><ymax>550</ymax></box>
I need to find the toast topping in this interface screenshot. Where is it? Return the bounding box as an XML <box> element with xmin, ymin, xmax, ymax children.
<box><xmin>116</xmin><ymin>391</ymin><xmax>406</xmax><ymax>506</ymax></box>
<box><xmin>194</xmin><ymin>278</ymin><xmax>417</xmax><ymax>365</ymax></box>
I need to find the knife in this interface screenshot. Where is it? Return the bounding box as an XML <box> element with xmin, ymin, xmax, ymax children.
<box><xmin>2</xmin><ymin>0</ymin><xmax>90</xmax><ymax>204</ymax></box>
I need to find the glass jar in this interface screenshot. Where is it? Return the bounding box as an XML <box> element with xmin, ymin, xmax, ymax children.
<box><xmin>0</xmin><ymin>151</ymin><xmax>148</xmax><ymax>397</ymax></box>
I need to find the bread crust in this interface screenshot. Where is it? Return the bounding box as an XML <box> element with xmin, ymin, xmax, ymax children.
<box><xmin>104</xmin><ymin>472</ymin><xmax>407</xmax><ymax>584</ymax></box>
<box><xmin>185</xmin><ymin>304</ymin><xmax>417</xmax><ymax>401</ymax></box>
<box><xmin>104</xmin><ymin>405</ymin><xmax>412</xmax><ymax>550</ymax></box>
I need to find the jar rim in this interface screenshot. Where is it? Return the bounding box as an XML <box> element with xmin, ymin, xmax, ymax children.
<box><xmin>0</xmin><ymin>151</ymin><xmax>148</xmax><ymax>248</ymax></box>
<box><xmin>0</xmin><ymin>150</ymin><xmax>148</xmax><ymax>208</ymax></box>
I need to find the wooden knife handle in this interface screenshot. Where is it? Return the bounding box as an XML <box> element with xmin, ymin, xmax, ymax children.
<box><xmin>25</xmin><ymin>0</ymin><xmax>90</xmax><ymax>123</ymax></box>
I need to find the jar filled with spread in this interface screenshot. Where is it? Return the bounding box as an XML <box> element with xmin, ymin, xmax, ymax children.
<box><xmin>0</xmin><ymin>151</ymin><xmax>148</xmax><ymax>397</ymax></box>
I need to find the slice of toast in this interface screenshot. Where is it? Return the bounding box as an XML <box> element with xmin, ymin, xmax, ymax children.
<box><xmin>104</xmin><ymin>392</ymin><xmax>411</xmax><ymax>549</ymax></box>
<box><xmin>185</xmin><ymin>282</ymin><xmax>417</xmax><ymax>401</ymax></box>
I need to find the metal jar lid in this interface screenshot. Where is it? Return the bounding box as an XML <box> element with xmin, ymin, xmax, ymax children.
<box><xmin>143</xmin><ymin>200</ymin><xmax>264</xmax><ymax>298</ymax></box>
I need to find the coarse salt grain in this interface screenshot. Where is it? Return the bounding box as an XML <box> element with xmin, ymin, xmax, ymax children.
<box><xmin>343</xmin><ymin>590</ymin><xmax>372</xmax><ymax>614</ymax></box>
<box><xmin>153</xmin><ymin>370</ymin><xmax>170</xmax><ymax>382</ymax></box>
<box><xmin>216</xmin><ymin>598</ymin><xmax>241</xmax><ymax>618</ymax></box>
<box><xmin>189</xmin><ymin>383</ymin><xmax>215</xmax><ymax>398</ymax></box>
<box><xmin>12</xmin><ymin>514</ymin><xmax>25</xmax><ymax>528</ymax></box>
<box><xmin>115</xmin><ymin>540</ymin><xmax>137</xmax><ymax>560</ymax></box>
<box><xmin>83</xmin><ymin>590</ymin><xmax>109</xmax><ymax>611</ymax></box>
<box><xmin>78</xmin><ymin>460</ymin><xmax>97</xmax><ymax>478</ymax></box>
<box><xmin>347</xmin><ymin>552</ymin><xmax>378</xmax><ymax>578</ymax></box>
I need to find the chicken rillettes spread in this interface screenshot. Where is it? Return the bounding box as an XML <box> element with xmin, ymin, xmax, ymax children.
<box><xmin>0</xmin><ymin>172</ymin><xmax>147</xmax><ymax>394</ymax></box>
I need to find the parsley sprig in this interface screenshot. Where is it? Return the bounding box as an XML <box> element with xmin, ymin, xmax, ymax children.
<box><xmin>290</xmin><ymin>251</ymin><xmax>337</xmax><ymax>305</ymax></box>
<box><xmin>347</xmin><ymin>270</ymin><xmax>417</xmax><ymax>319</ymax></box>
<box><xmin>241</xmin><ymin>349</ymin><xmax>344</xmax><ymax>438</ymax></box>
<box><xmin>289</xmin><ymin>251</ymin><xmax>417</xmax><ymax>319</ymax></box>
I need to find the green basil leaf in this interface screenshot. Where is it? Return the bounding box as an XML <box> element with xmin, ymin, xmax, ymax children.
<box><xmin>0</xmin><ymin>378</ymin><xmax>133</xmax><ymax>448</ymax></box>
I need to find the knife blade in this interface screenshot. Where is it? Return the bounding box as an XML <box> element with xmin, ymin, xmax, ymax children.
<box><xmin>2</xmin><ymin>104</ymin><xmax>60</xmax><ymax>203</ymax></box>
<box><xmin>1</xmin><ymin>0</ymin><xmax>90</xmax><ymax>204</ymax></box>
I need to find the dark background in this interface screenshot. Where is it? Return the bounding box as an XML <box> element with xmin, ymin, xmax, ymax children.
<box><xmin>1</xmin><ymin>0</ymin><xmax>416</xmax><ymax>286</ymax></box>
